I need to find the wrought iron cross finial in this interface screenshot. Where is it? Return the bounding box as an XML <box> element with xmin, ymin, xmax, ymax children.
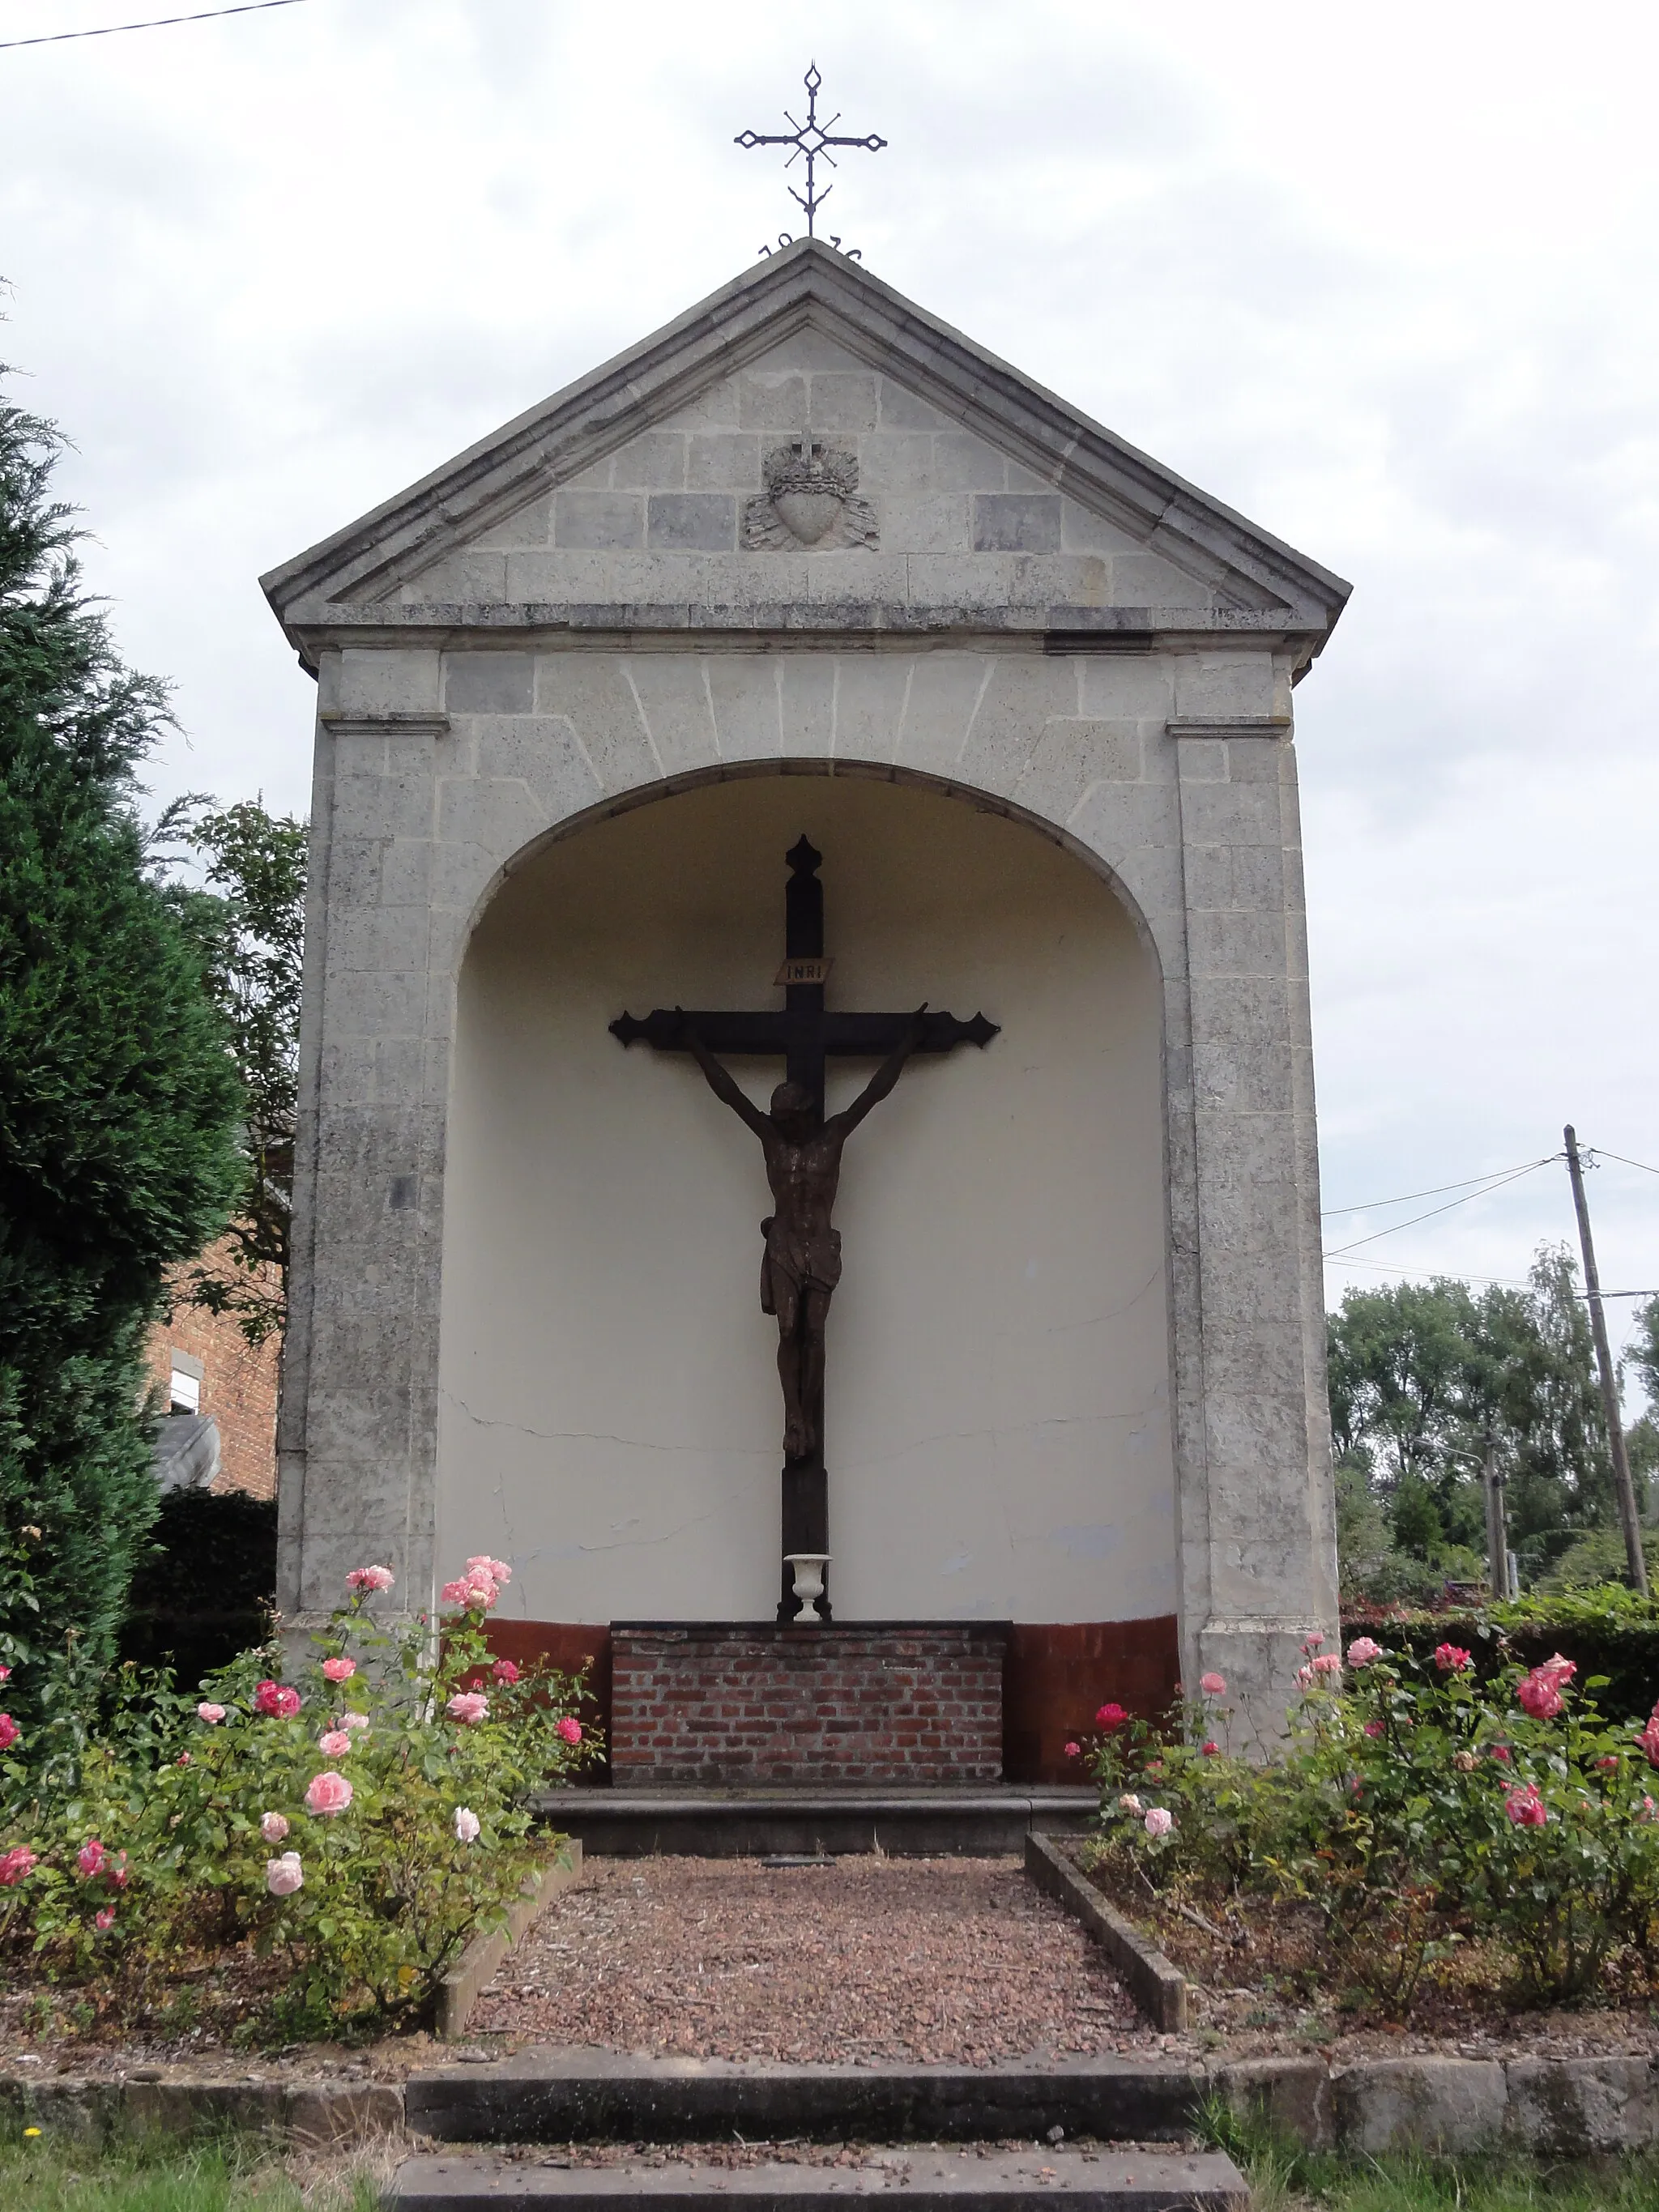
<box><xmin>735</xmin><ymin>62</ymin><xmax>885</xmax><ymax>255</ymax></box>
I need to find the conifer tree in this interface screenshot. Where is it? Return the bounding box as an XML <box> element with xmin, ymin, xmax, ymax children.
<box><xmin>0</xmin><ymin>365</ymin><xmax>243</xmax><ymax>1691</ymax></box>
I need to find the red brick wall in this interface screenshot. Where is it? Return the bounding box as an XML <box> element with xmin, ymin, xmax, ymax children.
<box><xmin>610</xmin><ymin>1623</ymin><xmax>1009</xmax><ymax>1786</ymax></box>
<box><xmin>145</xmin><ymin>1242</ymin><xmax>281</xmax><ymax>1501</ymax></box>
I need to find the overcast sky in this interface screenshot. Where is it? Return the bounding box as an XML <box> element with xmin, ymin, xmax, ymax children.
<box><xmin>4</xmin><ymin>0</ymin><xmax>1656</xmax><ymax>1387</ymax></box>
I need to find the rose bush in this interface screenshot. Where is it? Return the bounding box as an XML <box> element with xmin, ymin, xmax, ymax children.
<box><xmin>1080</xmin><ymin>1639</ymin><xmax>1659</xmax><ymax>2010</ymax></box>
<box><xmin>0</xmin><ymin>1557</ymin><xmax>599</xmax><ymax>2035</ymax></box>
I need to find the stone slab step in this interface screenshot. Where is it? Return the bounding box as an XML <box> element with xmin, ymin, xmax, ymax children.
<box><xmin>405</xmin><ymin>2052</ymin><xmax>1203</xmax><ymax>2146</ymax></box>
<box><xmin>535</xmin><ymin>1789</ymin><xmax>1098</xmax><ymax>1859</ymax></box>
<box><xmin>388</xmin><ymin>2148</ymin><xmax>1247</xmax><ymax>2212</ymax></box>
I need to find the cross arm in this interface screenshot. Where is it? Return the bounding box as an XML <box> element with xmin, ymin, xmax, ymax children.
<box><xmin>610</xmin><ymin>1009</ymin><xmax>999</xmax><ymax>1056</ymax></box>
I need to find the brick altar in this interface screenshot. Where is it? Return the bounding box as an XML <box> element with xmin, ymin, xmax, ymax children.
<box><xmin>609</xmin><ymin>1622</ymin><xmax>1009</xmax><ymax>1785</ymax></box>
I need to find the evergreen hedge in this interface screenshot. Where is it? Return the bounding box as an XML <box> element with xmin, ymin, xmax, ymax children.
<box><xmin>1344</xmin><ymin>1586</ymin><xmax>1659</xmax><ymax>1721</ymax></box>
<box><xmin>118</xmin><ymin>1488</ymin><xmax>278</xmax><ymax>1688</ymax></box>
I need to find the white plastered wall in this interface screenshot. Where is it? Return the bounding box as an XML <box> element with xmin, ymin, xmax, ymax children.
<box><xmin>437</xmin><ymin>773</ymin><xmax>1173</xmax><ymax>1626</ymax></box>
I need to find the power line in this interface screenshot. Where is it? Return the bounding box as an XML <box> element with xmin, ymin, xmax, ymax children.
<box><xmin>1320</xmin><ymin>1156</ymin><xmax>1560</xmax><ymax>1218</ymax></box>
<box><xmin>0</xmin><ymin>0</ymin><xmax>310</xmax><ymax>50</ymax></box>
<box><xmin>1322</xmin><ymin>1252</ymin><xmax>1656</xmax><ymax>1299</ymax></box>
<box><xmin>1322</xmin><ymin>1158</ymin><xmax>1554</xmax><ymax>1259</ymax></box>
<box><xmin>1593</xmin><ymin>1148</ymin><xmax>1659</xmax><ymax>1179</ymax></box>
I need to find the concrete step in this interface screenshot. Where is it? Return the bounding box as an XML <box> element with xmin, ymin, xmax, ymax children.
<box><xmin>405</xmin><ymin>2052</ymin><xmax>1204</xmax><ymax>2147</ymax></box>
<box><xmin>535</xmin><ymin>1788</ymin><xmax>1098</xmax><ymax>1859</ymax></box>
<box><xmin>387</xmin><ymin>2147</ymin><xmax>1247</xmax><ymax>2212</ymax></box>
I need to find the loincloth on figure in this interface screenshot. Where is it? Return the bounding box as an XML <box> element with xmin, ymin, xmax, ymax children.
<box><xmin>759</xmin><ymin>1216</ymin><xmax>842</xmax><ymax>1314</ymax></box>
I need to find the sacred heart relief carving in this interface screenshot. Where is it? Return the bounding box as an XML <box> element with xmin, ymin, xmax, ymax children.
<box><xmin>744</xmin><ymin>438</ymin><xmax>879</xmax><ymax>551</ymax></box>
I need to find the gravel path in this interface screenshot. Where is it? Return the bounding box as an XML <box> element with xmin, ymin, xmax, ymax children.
<box><xmin>471</xmin><ymin>1855</ymin><xmax>1141</xmax><ymax>2065</ymax></box>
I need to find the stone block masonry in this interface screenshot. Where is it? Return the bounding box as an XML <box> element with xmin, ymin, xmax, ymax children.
<box><xmin>610</xmin><ymin>1623</ymin><xmax>1009</xmax><ymax>1785</ymax></box>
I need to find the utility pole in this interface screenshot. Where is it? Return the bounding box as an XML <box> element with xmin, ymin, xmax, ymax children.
<box><xmin>1565</xmin><ymin>1124</ymin><xmax>1648</xmax><ymax>1595</ymax></box>
<box><xmin>1481</xmin><ymin>1429</ymin><xmax>1510</xmax><ymax>1600</ymax></box>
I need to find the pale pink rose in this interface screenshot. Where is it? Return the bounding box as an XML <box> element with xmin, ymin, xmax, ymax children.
<box><xmin>1199</xmin><ymin>1672</ymin><xmax>1226</xmax><ymax>1695</ymax></box>
<box><xmin>1117</xmin><ymin>1793</ymin><xmax>1144</xmax><ymax>1815</ymax></box>
<box><xmin>1302</xmin><ymin>1632</ymin><xmax>1325</xmax><ymax>1652</ymax></box>
<box><xmin>197</xmin><ymin>1702</ymin><xmax>227</xmax><ymax>1724</ymax></box>
<box><xmin>345</xmin><ymin>1566</ymin><xmax>394</xmax><ymax>1594</ymax></box>
<box><xmin>260</xmin><ymin>1813</ymin><xmax>289</xmax><ymax>1843</ymax></box>
<box><xmin>305</xmin><ymin>1771</ymin><xmax>353</xmax><ymax>1818</ymax></box>
<box><xmin>0</xmin><ymin>1713</ymin><xmax>19</xmax><ymax>1752</ymax></box>
<box><xmin>1294</xmin><ymin>1664</ymin><xmax>1315</xmax><ymax>1690</ymax></box>
<box><xmin>447</xmin><ymin>1691</ymin><xmax>489</xmax><ymax>1726</ymax></box>
<box><xmin>76</xmin><ymin>1838</ymin><xmax>106</xmax><ymax>1879</ymax></box>
<box><xmin>1063</xmin><ymin>1741</ymin><xmax>1081</xmax><ymax>1758</ymax></box>
<box><xmin>467</xmin><ymin>1555</ymin><xmax>512</xmax><ymax>1586</ymax></box>
<box><xmin>318</xmin><ymin>1730</ymin><xmax>352</xmax><ymax>1758</ymax></box>
<box><xmin>266</xmin><ymin>1852</ymin><xmax>305</xmax><ymax>1895</ymax></box>
<box><xmin>1642</xmin><ymin>1796</ymin><xmax>1657</xmax><ymax>1823</ymax></box>
<box><xmin>1346</xmin><ymin>1637</ymin><xmax>1384</xmax><ymax>1668</ymax></box>
<box><xmin>94</xmin><ymin>1907</ymin><xmax>116</xmax><ymax>1932</ymax></box>
<box><xmin>557</xmin><ymin>1715</ymin><xmax>583</xmax><ymax>1745</ymax></box>
<box><xmin>1144</xmin><ymin>1807</ymin><xmax>1175</xmax><ymax>1839</ymax></box>
<box><xmin>463</xmin><ymin>1570</ymin><xmax>501</xmax><ymax>1610</ymax></box>
<box><xmin>341</xmin><ymin>1711</ymin><xmax>370</xmax><ymax>1732</ymax></box>
<box><xmin>492</xmin><ymin>1659</ymin><xmax>521</xmax><ymax>1685</ymax></box>
<box><xmin>453</xmin><ymin>1807</ymin><xmax>480</xmax><ymax>1843</ymax></box>
<box><xmin>322</xmin><ymin>1657</ymin><xmax>356</xmax><ymax>1683</ymax></box>
<box><xmin>1311</xmin><ymin>1653</ymin><xmax>1343</xmax><ymax>1677</ymax></box>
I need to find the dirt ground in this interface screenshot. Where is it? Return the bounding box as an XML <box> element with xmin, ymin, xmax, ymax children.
<box><xmin>471</xmin><ymin>1855</ymin><xmax>1143</xmax><ymax>2064</ymax></box>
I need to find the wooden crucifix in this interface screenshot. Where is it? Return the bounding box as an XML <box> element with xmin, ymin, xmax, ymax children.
<box><xmin>611</xmin><ymin>837</ymin><xmax>997</xmax><ymax>1622</ymax></box>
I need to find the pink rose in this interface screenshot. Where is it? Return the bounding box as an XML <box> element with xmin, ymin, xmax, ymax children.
<box><xmin>1640</xmin><ymin>1715</ymin><xmax>1659</xmax><ymax>1769</ymax></box>
<box><xmin>266</xmin><ymin>1852</ymin><xmax>304</xmax><ymax>1895</ymax></box>
<box><xmin>557</xmin><ymin>1715</ymin><xmax>583</xmax><ymax>1745</ymax></box>
<box><xmin>453</xmin><ymin>1807</ymin><xmax>480</xmax><ymax>1843</ymax></box>
<box><xmin>1434</xmin><ymin>1643</ymin><xmax>1473</xmax><ymax>1673</ymax></box>
<box><xmin>1491</xmin><ymin>1743</ymin><xmax>1512</xmax><ymax>1762</ymax></box>
<box><xmin>1295</xmin><ymin>1664</ymin><xmax>1315</xmax><ymax>1690</ymax></box>
<box><xmin>318</xmin><ymin>1730</ymin><xmax>352</xmax><ymax>1757</ymax></box>
<box><xmin>1144</xmin><ymin>1807</ymin><xmax>1175</xmax><ymax>1839</ymax></box>
<box><xmin>305</xmin><ymin>1771</ymin><xmax>353</xmax><ymax>1818</ymax></box>
<box><xmin>76</xmin><ymin>1838</ymin><xmax>106</xmax><ymax>1879</ymax></box>
<box><xmin>0</xmin><ymin>1845</ymin><xmax>36</xmax><ymax>1886</ymax></box>
<box><xmin>1517</xmin><ymin>1660</ymin><xmax>1574</xmax><ymax>1720</ymax></box>
<box><xmin>447</xmin><ymin>1692</ymin><xmax>489</xmax><ymax>1726</ymax></box>
<box><xmin>467</xmin><ymin>1555</ymin><xmax>512</xmax><ymax>1586</ymax></box>
<box><xmin>0</xmin><ymin>1713</ymin><xmax>19</xmax><ymax>1753</ymax></box>
<box><xmin>0</xmin><ymin>1664</ymin><xmax>9</xmax><ymax>1681</ymax></box>
<box><xmin>341</xmin><ymin>1711</ymin><xmax>370</xmax><ymax>1732</ymax></box>
<box><xmin>1642</xmin><ymin>1796</ymin><xmax>1657</xmax><ymax>1823</ymax></box>
<box><xmin>1505</xmin><ymin>1782</ymin><xmax>1548</xmax><ymax>1828</ymax></box>
<box><xmin>1597</xmin><ymin>1754</ymin><xmax>1621</xmax><ymax>1771</ymax></box>
<box><xmin>441</xmin><ymin>1576</ymin><xmax>499</xmax><ymax>1610</ymax></box>
<box><xmin>1364</xmin><ymin>1719</ymin><xmax>1385</xmax><ymax>1738</ymax></box>
<box><xmin>1199</xmin><ymin>1673</ymin><xmax>1226</xmax><ymax>1695</ymax></box>
<box><xmin>345</xmin><ymin>1566</ymin><xmax>394</xmax><ymax>1594</ymax></box>
<box><xmin>322</xmin><ymin>1657</ymin><xmax>356</xmax><ymax>1683</ymax></box>
<box><xmin>260</xmin><ymin>1813</ymin><xmax>289</xmax><ymax>1843</ymax></box>
<box><xmin>1117</xmin><ymin>1792</ymin><xmax>1144</xmax><ymax>1814</ymax></box>
<box><xmin>492</xmin><ymin>1659</ymin><xmax>521</xmax><ymax>1685</ymax></box>
<box><xmin>1095</xmin><ymin>1702</ymin><xmax>1128</xmax><ymax>1731</ymax></box>
<box><xmin>254</xmin><ymin>1680</ymin><xmax>301</xmax><ymax>1719</ymax></box>
<box><xmin>95</xmin><ymin>1907</ymin><xmax>116</xmax><ymax>1932</ymax></box>
<box><xmin>1302</xmin><ymin>1633</ymin><xmax>1324</xmax><ymax>1653</ymax></box>
<box><xmin>1201</xmin><ymin>1740</ymin><xmax>1219</xmax><ymax>1757</ymax></box>
<box><xmin>105</xmin><ymin>1852</ymin><xmax>128</xmax><ymax>1889</ymax></box>
<box><xmin>1311</xmin><ymin>1653</ymin><xmax>1343</xmax><ymax>1677</ymax></box>
<box><xmin>196</xmin><ymin>1702</ymin><xmax>227</xmax><ymax>1724</ymax></box>
<box><xmin>176</xmin><ymin>1751</ymin><xmax>191</xmax><ymax>1767</ymax></box>
<box><xmin>1346</xmin><ymin>1637</ymin><xmax>1384</xmax><ymax>1668</ymax></box>
<box><xmin>1064</xmin><ymin>1741</ymin><xmax>1081</xmax><ymax>1758</ymax></box>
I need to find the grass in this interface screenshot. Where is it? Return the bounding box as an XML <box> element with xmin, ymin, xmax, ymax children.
<box><xmin>1201</xmin><ymin>2099</ymin><xmax>1659</xmax><ymax>2212</ymax></box>
<box><xmin>0</xmin><ymin>2133</ymin><xmax>384</xmax><ymax>2212</ymax></box>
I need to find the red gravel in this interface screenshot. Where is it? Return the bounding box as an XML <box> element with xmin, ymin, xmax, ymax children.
<box><xmin>471</xmin><ymin>1855</ymin><xmax>1141</xmax><ymax>2065</ymax></box>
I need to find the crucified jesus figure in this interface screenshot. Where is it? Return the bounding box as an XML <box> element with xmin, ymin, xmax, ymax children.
<box><xmin>676</xmin><ymin>1004</ymin><xmax>929</xmax><ymax>1461</ymax></box>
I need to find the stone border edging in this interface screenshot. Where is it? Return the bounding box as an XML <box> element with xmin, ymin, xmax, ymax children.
<box><xmin>1022</xmin><ymin>1831</ymin><xmax>1187</xmax><ymax>2032</ymax></box>
<box><xmin>438</xmin><ymin>1839</ymin><xmax>584</xmax><ymax>2041</ymax></box>
<box><xmin>7</xmin><ymin>2051</ymin><xmax>1659</xmax><ymax>2157</ymax></box>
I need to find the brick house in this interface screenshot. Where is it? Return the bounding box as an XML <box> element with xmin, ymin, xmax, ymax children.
<box><xmin>145</xmin><ymin>1238</ymin><xmax>280</xmax><ymax>1501</ymax></box>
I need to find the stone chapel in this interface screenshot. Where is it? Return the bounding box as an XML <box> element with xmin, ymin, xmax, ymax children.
<box><xmin>262</xmin><ymin>240</ymin><xmax>1350</xmax><ymax>1776</ymax></box>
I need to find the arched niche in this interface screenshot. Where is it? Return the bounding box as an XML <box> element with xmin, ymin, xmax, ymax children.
<box><xmin>437</xmin><ymin>768</ymin><xmax>1175</xmax><ymax>1627</ymax></box>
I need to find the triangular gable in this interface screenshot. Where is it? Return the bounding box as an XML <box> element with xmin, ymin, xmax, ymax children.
<box><xmin>262</xmin><ymin>240</ymin><xmax>1350</xmax><ymax>651</ymax></box>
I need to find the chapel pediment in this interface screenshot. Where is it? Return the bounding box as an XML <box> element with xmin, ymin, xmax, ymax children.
<box><xmin>262</xmin><ymin>239</ymin><xmax>1349</xmax><ymax>654</ymax></box>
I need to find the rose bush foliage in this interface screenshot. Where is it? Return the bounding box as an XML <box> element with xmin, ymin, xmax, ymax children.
<box><xmin>1081</xmin><ymin>1634</ymin><xmax>1659</xmax><ymax>2010</ymax></box>
<box><xmin>0</xmin><ymin>1558</ymin><xmax>598</xmax><ymax>2035</ymax></box>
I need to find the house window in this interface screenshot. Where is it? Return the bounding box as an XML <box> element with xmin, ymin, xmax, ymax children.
<box><xmin>169</xmin><ymin>1351</ymin><xmax>204</xmax><ymax>1417</ymax></box>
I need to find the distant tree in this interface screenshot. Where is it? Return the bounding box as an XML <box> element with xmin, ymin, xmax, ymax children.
<box><xmin>1328</xmin><ymin>1247</ymin><xmax>1614</xmax><ymax>1596</ymax></box>
<box><xmin>162</xmin><ymin>799</ymin><xmax>306</xmax><ymax>1348</ymax></box>
<box><xmin>0</xmin><ymin>364</ymin><xmax>243</xmax><ymax>1694</ymax></box>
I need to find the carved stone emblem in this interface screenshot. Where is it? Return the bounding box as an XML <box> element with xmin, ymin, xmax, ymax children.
<box><xmin>744</xmin><ymin>438</ymin><xmax>879</xmax><ymax>551</ymax></box>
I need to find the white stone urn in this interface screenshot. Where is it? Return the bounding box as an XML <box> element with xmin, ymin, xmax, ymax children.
<box><xmin>783</xmin><ymin>1553</ymin><xmax>830</xmax><ymax>1624</ymax></box>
